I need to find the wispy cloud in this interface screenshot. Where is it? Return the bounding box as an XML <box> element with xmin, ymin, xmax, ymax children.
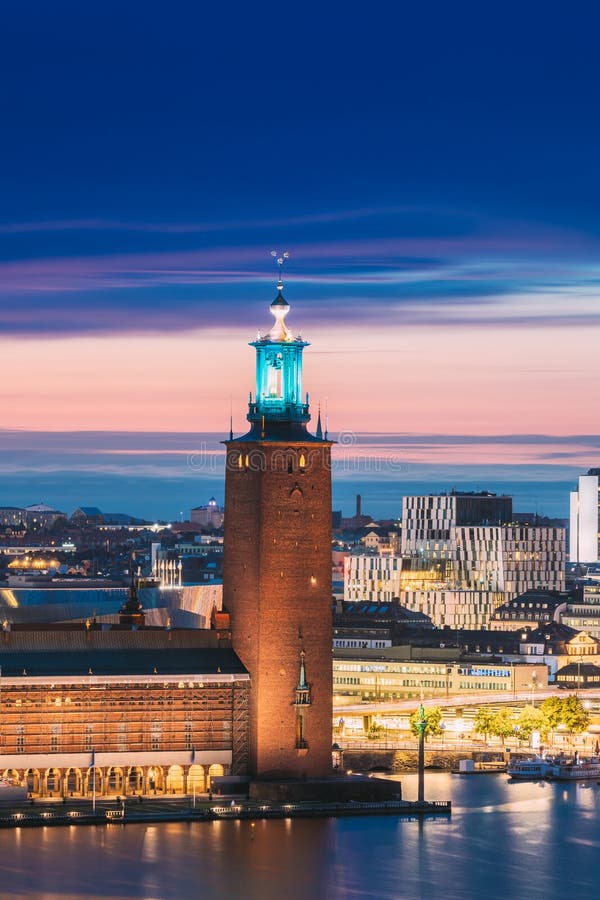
<box><xmin>1</xmin><ymin>207</ymin><xmax>600</xmax><ymax>336</ymax></box>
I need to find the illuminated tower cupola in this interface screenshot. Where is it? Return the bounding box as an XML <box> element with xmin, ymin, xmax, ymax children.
<box><xmin>247</xmin><ymin>266</ymin><xmax>310</xmax><ymax>432</ymax></box>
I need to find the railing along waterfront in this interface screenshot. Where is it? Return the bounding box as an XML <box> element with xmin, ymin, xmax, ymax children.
<box><xmin>0</xmin><ymin>797</ymin><xmax>451</xmax><ymax>828</ymax></box>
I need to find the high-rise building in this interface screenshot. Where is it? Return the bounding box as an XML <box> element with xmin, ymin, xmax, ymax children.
<box><xmin>569</xmin><ymin>469</ymin><xmax>600</xmax><ymax>563</ymax></box>
<box><xmin>392</xmin><ymin>491</ymin><xmax>566</xmax><ymax>629</ymax></box>
<box><xmin>222</xmin><ymin>275</ymin><xmax>333</xmax><ymax>778</ymax></box>
<box><xmin>401</xmin><ymin>491</ymin><xmax>512</xmax><ymax>551</ymax></box>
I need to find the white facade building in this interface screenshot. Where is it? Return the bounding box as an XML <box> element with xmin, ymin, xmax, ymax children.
<box><xmin>190</xmin><ymin>497</ymin><xmax>224</xmax><ymax>530</ymax></box>
<box><xmin>344</xmin><ymin>555</ymin><xmax>402</xmax><ymax>603</ymax></box>
<box><xmin>397</xmin><ymin>492</ymin><xmax>566</xmax><ymax>629</ymax></box>
<box><xmin>569</xmin><ymin>470</ymin><xmax>600</xmax><ymax>563</ymax></box>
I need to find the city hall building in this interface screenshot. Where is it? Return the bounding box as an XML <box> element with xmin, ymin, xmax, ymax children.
<box><xmin>0</xmin><ymin>274</ymin><xmax>334</xmax><ymax>795</ymax></box>
<box><xmin>0</xmin><ymin>622</ymin><xmax>249</xmax><ymax>799</ymax></box>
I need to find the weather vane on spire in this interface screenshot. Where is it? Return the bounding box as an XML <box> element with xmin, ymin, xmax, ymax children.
<box><xmin>270</xmin><ymin>249</ymin><xmax>290</xmax><ymax>288</ymax></box>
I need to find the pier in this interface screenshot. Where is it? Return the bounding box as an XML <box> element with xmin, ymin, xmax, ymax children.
<box><xmin>0</xmin><ymin>796</ymin><xmax>451</xmax><ymax>829</ymax></box>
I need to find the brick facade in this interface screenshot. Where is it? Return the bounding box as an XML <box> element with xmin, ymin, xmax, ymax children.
<box><xmin>223</xmin><ymin>441</ymin><xmax>333</xmax><ymax>777</ymax></box>
<box><xmin>0</xmin><ymin>626</ymin><xmax>249</xmax><ymax>796</ymax></box>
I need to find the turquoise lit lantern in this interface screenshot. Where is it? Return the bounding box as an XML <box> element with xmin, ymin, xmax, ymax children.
<box><xmin>247</xmin><ymin>280</ymin><xmax>310</xmax><ymax>426</ymax></box>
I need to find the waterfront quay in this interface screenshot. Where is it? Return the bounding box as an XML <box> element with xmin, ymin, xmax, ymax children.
<box><xmin>0</xmin><ymin>795</ymin><xmax>450</xmax><ymax>828</ymax></box>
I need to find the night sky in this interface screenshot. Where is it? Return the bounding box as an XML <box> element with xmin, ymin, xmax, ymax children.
<box><xmin>1</xmin><ymin>3</ymin><xmax>599</xmax><ymax>515</ymax></box>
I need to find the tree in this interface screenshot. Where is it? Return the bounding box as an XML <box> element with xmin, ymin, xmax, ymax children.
<box><xmin>541</xmin><ymin>696</ymin><xmax>564</xmax><ymax>745</ymax></box>
<box><xmin>515</xmin><ymin>706</ymin><xmax>548</xmax><ymax>743</ymax></box>
<box><xmin>409</xmin><ymin>706</ymin><xmax>443</xmax><ymax>740</ymax></box>
<box><xmin>561</xmin><ymin>696</ymin><xmax>590</xmax><ymax>736</ymax></box>
<box><xmin>541</xmin><ymin>697</ymin><xmax>564</xmax><ymax>731</ymax></box>
<box><xmin>489</xmin><ymin>708</ymin><xmax>516</xmax><ymax>745</ymax></box>
<box><xmin>473</xmin><ymin>708</ymin><xmax>496</xmax><ymax>742</ymax></box>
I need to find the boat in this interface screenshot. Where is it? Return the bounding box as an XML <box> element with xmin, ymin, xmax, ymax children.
<box><xmin>546</xmin><ymin>757</ymin><xmax>600</xmax><ymax>781</ymax></box>
<box><xmin>507</xmin><ymin>756</ymin><xmax>553</xmax><ymax>780</ymax></box>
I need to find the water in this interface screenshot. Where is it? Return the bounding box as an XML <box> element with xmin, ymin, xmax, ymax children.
<box><xmin>3</xmin><ymin>774</ymin><xmax>600</xmax><ymax>900</ymax></box>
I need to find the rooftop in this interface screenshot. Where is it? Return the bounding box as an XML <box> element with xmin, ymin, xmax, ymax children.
<box><xmin>0</xmin><ymin>625</ymin><xmax>246</xmax><ymax>677</ymax></box>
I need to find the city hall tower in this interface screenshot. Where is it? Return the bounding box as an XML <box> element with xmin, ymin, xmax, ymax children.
<box><xmin>223</xmin><ymin>267</ymin><xmax>333</xmax><ymax>778</ymax></box>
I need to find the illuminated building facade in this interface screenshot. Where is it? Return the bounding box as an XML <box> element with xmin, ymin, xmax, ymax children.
<box><xmin>397</xmin><ymin>492</ymin><xmax>566</xmax><ymax>629</ymax></box>
<box><xmin>333</xmin><ymin>648</ymin><xmax>548</xmax><ymax>701</ymax></box>
<box><xmin>0</xmin><ymin>624</ymin><xmax>249</xmax><ymax>798</ymax></box>
<box><xmin>223</xmin><ymin>270</ymin><xmax>333</xmax><ymax>778</ymax></box>
<box><xmin>191</xmin><ymin>497</ymin><xmax>225</xmax><ymax>529</ymax></box>
<box><xmin>561</xmin><ymin>583</ymin><xmax>600</xmax><ymax>639</ymax></box>
<box><xmin>344</xmin><ymin>555</ymin><xmax>402</xmax><ymax>603</ymax></box>
<box><xmin>489</xmin><ymin>589</ymin><xmax>567</xmax><ymax>631</ymax></box>
<box><xmin>569</xmin><ymin>469</ymin><xmax>600</xmax><ymax>563</ymax></box>
<box><xmin>0</xmin><ymin>507</ymin><xmax>26</xmax><ymax>528</ymax></box>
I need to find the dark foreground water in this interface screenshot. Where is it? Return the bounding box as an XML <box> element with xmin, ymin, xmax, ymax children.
<box><xmin>3</xmin><ymin>773</ymin><xmax>600</xmax><ymax>900</ymax></box>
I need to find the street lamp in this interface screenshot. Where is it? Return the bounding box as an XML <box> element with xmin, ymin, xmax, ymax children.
<box><xmin>416</xmin><ymin>704</ymin><xmax>427</xmax><ymax>805</ymax></box>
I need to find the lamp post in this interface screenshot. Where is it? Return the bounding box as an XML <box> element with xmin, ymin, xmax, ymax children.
<box><xmin>416</xmin><ymin>704</ymin><xmax>427</xmax><ymax>804</ymax></box>
<box><xmin>91</xmin><ymin>748</ymin><xmax>96</xmax><ymax>814</ymax></box>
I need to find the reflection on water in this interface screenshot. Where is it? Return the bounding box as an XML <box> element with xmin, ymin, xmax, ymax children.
<box><xmin>3</xmin><ymin>775</ymin><xmax>600</xmax><ymax>900</ymax></box>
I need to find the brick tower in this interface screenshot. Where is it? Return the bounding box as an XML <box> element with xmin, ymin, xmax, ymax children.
<box><xmin>222</xmin><ymin>265</ymin><xmax>333</xmax><ymax>778</ymax></box>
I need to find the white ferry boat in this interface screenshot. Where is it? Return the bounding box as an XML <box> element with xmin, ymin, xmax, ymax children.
<box><xmin>546</xmin><ymin>757</ymin><xmax>600</xmax><ymax>781</ymax></box>
<box><xmin>507</xmin><ymin>756</ymin><xmax>552</xmax><ymax>780</ymax></box>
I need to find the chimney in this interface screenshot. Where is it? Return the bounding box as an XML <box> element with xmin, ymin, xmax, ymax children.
<box><xmin>356</xmin><ymin>494</ymin><xmax>362</xmax><ymax>519</ymax></box>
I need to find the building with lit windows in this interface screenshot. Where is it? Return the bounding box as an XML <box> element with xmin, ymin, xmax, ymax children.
<box><xmin>333</xmin><ymin>646</ymin><xmax>547</xmax><ymax>701</ymax></box>
<box><xmin>0</xmin><ymin>274</ymin><xmax>341</xmax><ymax>797</ymax></box>
<box><xmin>488</xmin><ymin>589</ymin><xmax>568</xmax><ymax>631</ymax></box>
<box><xmin>395</xmin><ymin>491</ymin><xmax>566</xmax><ymax>629</ymax></box>
<box><xmin>0</xmin><ymin>507</ymin><xmax>26</xmax><ymax>528</ymax></box>
<box><xmin>344</xmin><ymin>554</ymin><xmax>402</xmax><ymax>603</ymax></box>
<box><xmin>570</xmin><ymin>469</ymin><xmax>600</xmax><ymax>563</ymax></box>
<box><xmin>191</xmin><ymin>497</ymin><xmax>224</xmax><ymax>530</ymax></box>
<box><xmin>519</xmin><ymin>622</ymin><xmax>600</xmax><ymax>681</ymax></box>
<box><xmin>0</xmin><ymin>621</ymin><xmax>249</xmax><ymax>799</ymax></box>
<box><xmin>561</xmin><ymin>582</ymin><xmax>600</xmax><ymax>638</ymax></box>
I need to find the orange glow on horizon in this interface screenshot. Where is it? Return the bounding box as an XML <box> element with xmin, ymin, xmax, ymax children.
<box><xmin>0</xmin><ymin>322</ymin><xmax>597</xmax><ymax>441</ymax></box>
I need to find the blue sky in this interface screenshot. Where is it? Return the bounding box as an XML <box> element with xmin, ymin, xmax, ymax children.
<box><xmin>1</xmin><ymin>2</ymin><xmax>599</xmax><ymax>515</ymax></box>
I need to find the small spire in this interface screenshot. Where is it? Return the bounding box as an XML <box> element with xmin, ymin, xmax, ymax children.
<box><xmin>293</xmin><ymin>648</ymin><xmax>311</xmax><ymax>705</ymax></box>
<box><xmin>298</xmin><ymin>649</ymin><xmax>308</xmax><ymax>690</ymax></box>
<box><xmin>120</xmin><ymin>557</ymin><xmax>144</xmax><ymax>625</ymax></box>
<box><xmin>229</xmin><ymin>413</ymin><xmax>233</xmax><ymax>441</ymax></box>
<box><xmin>315</xmin><ymin>405</ymin><xmax>323</xmax><ymax>440</ymax></box>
